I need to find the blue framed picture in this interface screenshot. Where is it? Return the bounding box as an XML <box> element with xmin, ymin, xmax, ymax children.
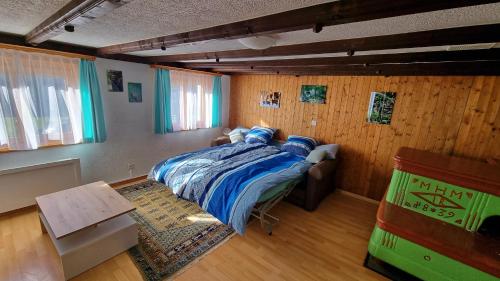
<box><xmin>128</xmin><ymin>82</ymin><xmax>142</xmax><ymax>103</ymax></box>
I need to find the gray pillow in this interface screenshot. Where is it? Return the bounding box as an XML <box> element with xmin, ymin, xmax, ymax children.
<box><xmin>306</xmin><ymin>149</ymin><xmax>327</xmax><ymax>163</ymax></box>
<box><xmin>315</xmin><ymin>144</ymin><xmax>339</xmax><ymax>159</ymax></box>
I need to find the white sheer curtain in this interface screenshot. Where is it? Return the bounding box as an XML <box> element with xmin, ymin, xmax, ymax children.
<box><xmin>170</xmin><ymin>70</ymin><xmax>213</xmax><ymax>131</ymax></box>
<box><xmin>0</xmin><ymin>49</ymin><xmax>81</xmax><ymax>151</ymax></box>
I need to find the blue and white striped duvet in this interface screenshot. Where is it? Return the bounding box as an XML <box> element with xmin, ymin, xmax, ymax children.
<box><xmin>148</xmin><ymin>142</ymin><xmax>311</xmax><ymax>234</ymax></box>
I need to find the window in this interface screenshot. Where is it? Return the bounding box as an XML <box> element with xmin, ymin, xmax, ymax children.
<box><xmin>0</xmin><ymin>49</ymin><xmax>82</xmax><ymax>151</ymax></box>
<box><xmin>169</xmin><ymin>70</ymin><xmax>214</xmax><ymax>131</ymax></box>
<box><xmin>154</xmin><ymin>68</ymin><xmax>221</xmax><ymax>134</ymax></box>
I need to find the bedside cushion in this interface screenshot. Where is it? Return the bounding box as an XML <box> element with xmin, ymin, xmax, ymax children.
<box><xmin>315</xmin><ymin>144</ymin><xmax>339</xmax><ymax>159</ymax></box>
<box><xmin>281</xmin><ymin>135</ymin><xmax>317</xmax><ymax>157</ymax></box>
<box><xmin>244</xmin><ymin>126</ymin><xmax>276</xmax><ymax>144</ymax></box>
<box><xmin>306</xmin><ymin>149</ymin><xmax>327</xmax><ymax>163</ymax></box>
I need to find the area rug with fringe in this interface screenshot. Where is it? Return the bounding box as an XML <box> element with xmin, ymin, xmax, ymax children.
<box><xmin>117</xmin><ymin>180</ymin><xmax>235</xmax><ymax>281</ymax></box>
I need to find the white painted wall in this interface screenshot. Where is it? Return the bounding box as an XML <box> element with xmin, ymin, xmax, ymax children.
<box><xmin>0</xmin><ymin>58</ymin><xmax>230</xmax><ymax>184</ymax></box>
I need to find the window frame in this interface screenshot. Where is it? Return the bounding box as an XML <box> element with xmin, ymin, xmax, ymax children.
<box><xmin>0</xmin><ymin>54</ymin><xmax>84</xmax><ymax>152</ymax></box>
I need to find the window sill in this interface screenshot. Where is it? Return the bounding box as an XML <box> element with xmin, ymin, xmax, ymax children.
<box><xmin>170</xmin><ymin>126</ymin><xmax>222</xmax><ymax>133</ymax></box>
<box><xmin>0</xmin><ymin>142</ymin><xmax>83</xmax><ymax>154</ymax></box>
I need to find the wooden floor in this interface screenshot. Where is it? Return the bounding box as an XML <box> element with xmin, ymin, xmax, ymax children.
<box><xmin>0</xmin><ymin>192</ymin><xmax>387</xmax><ymax>281</ymax></box>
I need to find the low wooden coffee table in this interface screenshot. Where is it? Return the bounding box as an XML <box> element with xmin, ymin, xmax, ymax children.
<box><xmin>36</xmin><ymin>181</ymin><xmax>138</xmax><ymax>280</ymax></box>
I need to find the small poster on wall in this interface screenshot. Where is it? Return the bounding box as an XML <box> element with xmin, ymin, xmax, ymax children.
<box><xmin>107</xmin><ymin>70</ymin><xmax>123</xmax><ymax>92</ymax></box>
<box><xmin>260</xmin><ymin>90</ymin><xmax>281</xmax><ymax>108</ymax></box>
<box><xmin>300</xmin><ymin>85</ymin><xmax>327</xmax><ymax>104</ymax></box>
<box><xmin>367</xmin><ymin>91</ymin><xmax>396</xmax><ymax>125</ymax></box>
<box><xmin>128</xmin><ymin>82</ymin><xmax>142</xmax><ymax>103</ymax></box>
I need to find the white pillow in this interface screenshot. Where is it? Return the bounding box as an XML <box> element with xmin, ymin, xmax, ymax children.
<box><xmin>229</xmin><ymin>132</ymin><xmax>244</xmax><ymax>143</ymax></box>
<box><xmin>315</xmin><ymin>144</ymin><xmax>339</xmax><ymax>159</ymax></box>
<box><xmin>306</xmin><ymin>149</ymin><xmax>327</xmax><ymax>163</ymax></box>
<box><xmin>229</xmin><ymin>126</ymin><xmax>250</xmax><ymax>137</ymax></box>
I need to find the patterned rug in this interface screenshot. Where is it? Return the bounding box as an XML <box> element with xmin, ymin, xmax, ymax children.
<box><xmin>117</xmin><ymin>180</ymin><xmax>235</xmax><ymax>280</ymax></box>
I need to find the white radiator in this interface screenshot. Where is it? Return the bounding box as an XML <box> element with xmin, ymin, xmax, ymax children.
<box><xmin>0</xmin><ymin>159</ymin><xmax>81</xmax><ymax>213</ymax></box>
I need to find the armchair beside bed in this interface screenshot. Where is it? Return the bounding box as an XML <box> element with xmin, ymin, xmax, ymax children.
<box><xmin>210</xmin><ymin>136</ymin><xmax>338</xmax><ymax>211</ymax></box>
<box><xmin>287</xmin><ymin>158</ymin><xmax>338</xmax><ymax>211</ymax></box>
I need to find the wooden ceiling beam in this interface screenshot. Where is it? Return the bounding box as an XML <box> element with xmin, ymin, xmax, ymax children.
<box><xmin>182</xmin><ymin>49</ymin><xmax>500</xmax><ymax>69</ymax></box>
<box><xmin>26</xmin><ymin>0</ymin><xmax>129</xmax><ymax>45</ymax></box>
<box><xmin>148</xmin><ymin>24</ymin><xmax>500</xmax><ymax>62</ymax></box>
<box><xmin>0</xmin><ymin>32</ymin><xmax>183</xmax><ymax>66</ymax></box>
<box><xmin>2</xmin><ymin>31</ymin><xmax>97</xmax><ymax>56</ymax></box>
<box><xmin>98</xmin><ymin>0</ymin><xmax>499</xmax><ymax>55</ymax></box>
<box><xmin>210</xmin><ymin>61</ymin><xmax>500</xmax><ymax>76</ymax></box>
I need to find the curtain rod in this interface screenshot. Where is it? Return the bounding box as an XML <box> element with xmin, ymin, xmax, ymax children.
<box><xmin>150</xmin><ymin>64</ymin><xmax>222</xmax><ymax>76</ymax></box>
<box><xmin>0</xmin><ymin>43</ymin><xmax>96</xmax><ymax>61</ymax></box>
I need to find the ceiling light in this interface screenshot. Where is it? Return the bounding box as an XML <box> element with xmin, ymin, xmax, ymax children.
<box><xmin>160</xmin><ymin>44</ymin><xmax>166</xmax><ymax>51</ymax></box>
<box><xmin>238</xmin><ymin>36</ymin><xmax>276</xmax><ymax>50</ymax></box>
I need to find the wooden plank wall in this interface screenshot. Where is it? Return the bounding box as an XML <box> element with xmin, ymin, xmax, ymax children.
<box><xmin>229</xmin><ymin>75</ymin><xmax>500</xmax><ymax>201</ymax></box>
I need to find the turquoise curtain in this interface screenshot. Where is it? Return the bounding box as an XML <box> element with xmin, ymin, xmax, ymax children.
<box><xmin>154</xmin><ymin>69</ymin><xmax>173</xmax><ymax>133</ymax></box>
<box><xmin>211</xmin><ymin>76</ymin><xmax>222</xmax><ymax>128</ymax></box>
<box><xmin>79</xmin><ymin>59</ymin><xmax>107</xmax><ymax>143</ymax></box>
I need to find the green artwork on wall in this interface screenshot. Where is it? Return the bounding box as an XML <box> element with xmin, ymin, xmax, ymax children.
<box><xmin>367</xmin><ymin>91</ymin><xmax>396</xmax><ymax>125</ymax></box>
<box><xmin>300</xmin><ymin>85</ymin><xmax>327</xmax><ymax>104</ymax></box>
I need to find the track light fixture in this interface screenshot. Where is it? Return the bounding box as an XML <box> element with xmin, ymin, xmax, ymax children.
<box><xmin>160</xmin><ymin>44</ymin><xmax>166</xmax><ymax>51</ymax></box>
<box><xmin>347</xmin><ymin>50</ymin><xmax>355</xmax><ymax>56</ymax></box>
<box><xmin>313</xmin><ymin>23</ymin><xmax>324</xmax><ymax>33</ymax></box>
<box><xmin>64</xmin><ymin>25</ymin><xmax>75</xmax><ymax>32</ymax></box>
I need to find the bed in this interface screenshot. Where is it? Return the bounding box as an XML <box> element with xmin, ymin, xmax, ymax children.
<box><xmin>148</xmin><ymin>142</ymin><xmax>311</xmax><ymax>235</ymax></box>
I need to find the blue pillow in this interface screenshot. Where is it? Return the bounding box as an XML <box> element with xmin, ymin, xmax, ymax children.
<box><xmin>281</xmin><ymin>135</ymin><xmax>317</xmax><ymax>157</ymax></box>
<box><xmin>244</xmin><ymin>126</ymin><xmax>276</xmax><ymax>144</ymax></box>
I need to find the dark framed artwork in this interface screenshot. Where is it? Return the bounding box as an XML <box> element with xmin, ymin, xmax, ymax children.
<box><xmin>367</xmin><ymin>91</ymin><xmax>396</xmax><ymax>125</ymax></box>
<box><xmin>128</xmin><ymin>82</ymin><xmax>142</xmax><ymax>103</ymax></box>
<box><xmin>107</xmin><ymin>70</ymin><xmax>123</xmax><ymax>92</ymax></box>
<box><xmin>300</xmin><ymin>85</ymin><xmax>327</xmax><ymax>104</ymax></box>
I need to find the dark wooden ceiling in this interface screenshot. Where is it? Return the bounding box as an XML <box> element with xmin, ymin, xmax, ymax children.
<box><xmin>1</xmin><ymin>0</ymin><xmax>499</xmax><ymax>76</ymax></box>
<box><xmin>96</xmin><ymin>0</ymin><xmax>499</xmax><ymax>55</ymax></box>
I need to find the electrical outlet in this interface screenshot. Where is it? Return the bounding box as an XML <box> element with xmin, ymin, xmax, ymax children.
<box><xmin>311</xmin><ymin>119</ymin><xmax>317</xmax><ymax>127</ymax></box>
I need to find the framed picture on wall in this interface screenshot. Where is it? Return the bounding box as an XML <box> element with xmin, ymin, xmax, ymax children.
<box><xmin>367</xmin><ymin>91</ymin><xmax>396</xmax><ymax>125</ymax></box>
<box><xmin>128</xmin><ymin>82</ymin><xmax>142</xmax><ymax>103</ymax></box>
<box><xmin>107</xmin><ymin>70</ymin><xmax>123</xmax><ymax>92</ymax></box>
<box><xmin>300</xmin><ymin>85</ymin><xmax>327</xmax><ymax>104</ymax></box>
<box><xmin>260</xmin><ymin>90</ymin><xmax>281</xmax><ymax>108</ymax></box>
